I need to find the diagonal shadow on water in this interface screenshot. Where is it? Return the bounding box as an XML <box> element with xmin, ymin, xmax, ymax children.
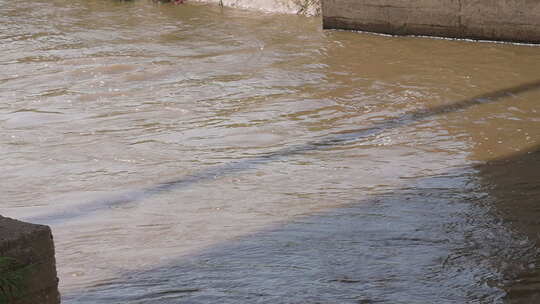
<box><xmin>61</xmin><ymin>144</ymin><xmax>540</xmax><ymax>303</ymax></box>
<box><xmin>26</xmin><ymin>80</ymin><xmax>540</xmax><ymax>225</ymax></box>
<box><xmin>475</xmin><ymin>144</ymin><xmax>540</xmax><ymax>303</ymax></box>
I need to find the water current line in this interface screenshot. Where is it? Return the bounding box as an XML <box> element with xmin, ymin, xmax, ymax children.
<box><xmin>26</xmin><ymin>80</ymin><xmax>540</xmax><ymax>225</ymax></box>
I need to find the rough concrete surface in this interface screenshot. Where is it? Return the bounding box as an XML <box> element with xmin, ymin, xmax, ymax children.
<box><xmin>0</xmin><ymin>216</ymin><xmax>60</xmax><ymax>304</ymax></box>
<box><xmin>194</xmin><ymin>0</ymin><xmax>321</xmax><ymax>16</ymax></box>
<box><xmin>322</xmin><ymin>0</ymin><xmax>540</xmax><ymax>43</ymax></box>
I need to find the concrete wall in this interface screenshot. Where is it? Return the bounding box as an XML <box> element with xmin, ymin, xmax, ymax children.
<box><xmin>322</xmin><ymin>0</ymin><xmax>540</xmax><ymax>43</ymax></box>
<box><xmin>0</xmin><ymin>216</ymin><xmax>60</xmax><ymax>304</ymax></box>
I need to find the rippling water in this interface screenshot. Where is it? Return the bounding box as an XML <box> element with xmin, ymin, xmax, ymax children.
<box><xmin>1</xmin><ymin>0</ymin><xmax>540</xmax><ymax>303</ymax></box>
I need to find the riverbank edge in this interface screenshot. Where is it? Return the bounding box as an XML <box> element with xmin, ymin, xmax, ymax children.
<box><xmin>187</xmin><ymin>0</ymin><xmax>540</xmax><ymax>44</ymax></box>
<box><xmin>190</xmin><ymin>0</ymin><xmax>321</xmax><ymax>16</ymax></box>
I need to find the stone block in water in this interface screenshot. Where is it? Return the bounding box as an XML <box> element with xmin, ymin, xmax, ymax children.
<box><xmin>0</xmin><ymin>216</ymin><xmax>60</xmax><ymax>304</ymax></box>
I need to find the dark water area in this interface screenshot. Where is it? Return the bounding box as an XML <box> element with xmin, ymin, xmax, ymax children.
<box><xmin>477</xmin><ymin>145</ymin><xmax>540</xmax><ymax>303</ymax></box>
<box><xmin>1</xmin><ymin>0</ymin><xmax>539</xmax><ymax>303</ymax></box>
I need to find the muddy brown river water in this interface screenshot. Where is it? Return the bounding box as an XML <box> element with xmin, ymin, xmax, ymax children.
<box><xmin>1</xmin><ymin>0</ymin><xmax>540</xmax><ymax>303</ymax></box>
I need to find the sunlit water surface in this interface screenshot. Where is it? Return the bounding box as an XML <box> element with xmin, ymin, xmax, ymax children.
<box><xmin>1</xmin><ymin>1</ymin><xmax>540</xmax><ymax>303</ymax></box>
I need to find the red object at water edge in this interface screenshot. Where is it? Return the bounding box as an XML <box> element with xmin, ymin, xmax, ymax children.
<box><xmin>173</xmin><ymin>0</ymin><xmax>185</xmax><ymax>4</ymax></box>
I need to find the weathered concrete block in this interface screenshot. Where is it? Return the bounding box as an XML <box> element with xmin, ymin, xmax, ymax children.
<box><xmin>0</xmin><ymin>216</ymin><xmax>60</xmax><ymax>304</ymax></box>
<box><xmin>322</xmin><ymin>0</ymin><xmax>540</xmax><ymax>43</ymax></box>
<box><xmin>460</xmin><ymin>0</ymin><xmax>540</xmax><ymax>42</ymax></box>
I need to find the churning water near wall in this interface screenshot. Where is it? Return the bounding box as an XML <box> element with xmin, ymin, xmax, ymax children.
<box><xmin>1</xmin><ymin>0</ymin><xmax>539</xmax><ymax>303</ymax></box>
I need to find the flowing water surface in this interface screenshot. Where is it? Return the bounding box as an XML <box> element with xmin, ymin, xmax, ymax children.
<box><xmin>1</xmin><ymin>0</ymin><xmax>540</xmax><ymax>303</ymax></box>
